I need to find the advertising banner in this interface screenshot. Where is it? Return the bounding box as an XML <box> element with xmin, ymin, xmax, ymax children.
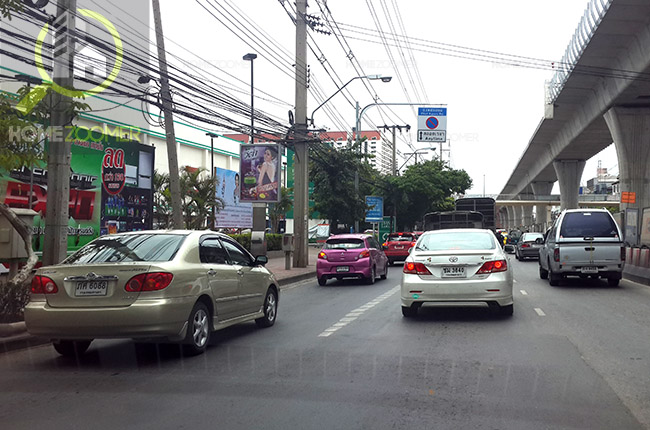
<box><xmin>240</xmin><ymin>144</ymin><xmax>280</xmax><ymax>203</ymax></box>
<box><xmin>0</xmin><ymin>126</ymin><xmax>153</xmax><ymax>256</ymax></box>
<box><xmin>215</xmin><ymin>167</ymin><xmax>253</xmax><ymax>228</ymax></box>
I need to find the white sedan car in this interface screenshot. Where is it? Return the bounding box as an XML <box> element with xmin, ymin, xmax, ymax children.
<box><xmin>401</xmin><ymin>229</ymin><xmax>513</xmax><ymax>317</ymax></box>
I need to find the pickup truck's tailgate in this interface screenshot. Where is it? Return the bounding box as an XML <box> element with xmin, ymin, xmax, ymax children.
<box><xmin>558</xmin><ymin>241</ymin><xmax>622</xmax><ymax>265</ymax></box>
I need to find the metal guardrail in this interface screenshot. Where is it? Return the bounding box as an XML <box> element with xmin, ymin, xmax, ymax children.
<box><xmin>464</xmin><ymin>194</ymin><xmax>619</xmax><ymax>202</ymax></box>
<box><xmin>546</xmin><ymin>0</ymin><xmax>613</xmax><ymax>104</ymax></box>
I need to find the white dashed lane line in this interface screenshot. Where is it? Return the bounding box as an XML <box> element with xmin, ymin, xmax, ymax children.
<box><xmin>318</xmin><ymin>285</ymin><xmax>401</xmax><ymax>337</ymax></box>
<box><xmin>534</xmin><ymin>308</ymin><xmax>546</xmax><ymax>316</ymax></box>
<box><xmin>520</xmin><ymin>290</ymin><xmax>528</xmax><ymax>295</ymax></box>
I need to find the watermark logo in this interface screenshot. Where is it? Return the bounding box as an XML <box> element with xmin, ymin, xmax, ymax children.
<box><xmin>16</xmin><ymin>9</ymin><xmax>123</xmax><ymax>114</ymax></box>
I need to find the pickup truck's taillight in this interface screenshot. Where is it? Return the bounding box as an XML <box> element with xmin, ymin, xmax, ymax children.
<box><xmin>553</xmin><ymin>248</ymin><xmax>560</xmax><ymax>262</ymax></box>
<box><xmin>621</xmin><ymin>246</ymin><xmax>626</xmax><ymax>262</ymax></box>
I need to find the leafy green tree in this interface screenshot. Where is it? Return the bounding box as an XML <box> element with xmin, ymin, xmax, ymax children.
<box><xmin>1</xmin><ymin>85</ymin><xmax>89</xmax><ymax>288</ymax></box>
<box><xmin>310</xmin><ymin>142</ymin><xmax>369</xmax><ymax>233</ymax></box>
<box><xmin>396</xmin><ymin>159</ymin><xmax>472</xmax><ymax>229</ymax></box>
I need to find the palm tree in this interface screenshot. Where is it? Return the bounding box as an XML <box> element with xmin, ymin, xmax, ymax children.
<box><xmin>153</xmin><ymin>169</ymin><xmax>172</xmax><ymax>229</ymax></box>
<box><xmin>179</xmin><ymin>166</ymin><xmax>225</xmax><ymax>229</ymax></box>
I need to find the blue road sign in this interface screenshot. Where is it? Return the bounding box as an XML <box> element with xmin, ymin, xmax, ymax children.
<box><xmin>365</xmin><ymin>196</ymin><xmax>384</xmax><ymax>222</ymax></box>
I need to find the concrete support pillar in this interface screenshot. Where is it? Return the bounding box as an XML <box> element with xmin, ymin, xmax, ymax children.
<box><xmin>498</xmin><ymin>209</ymin><xmax>506</xmax><ymax>229</ymax></box>
<box><xmin>531</xmin><ymin>181</ymin><xmax>554</xmax><ymax>228</ymax></box>
<box><xmin>514</xmin><ymin>206</ymin><xmax>523</xmax><ymax>229</ymax></box>
<box><xmin>506</xmin><ymin>206</ymin><xmax>515</xmax><ymax>229</ymax></box>
<box><xmin>603</xmin><ymin>107</ymin><xmax>650</xmax><ymax>212</ymax></box>
<box><xmin>522</xmin><ymin>205</ymin><xmax>533</xmax><ymax>229</ymax></box>
<box><xmin>552</xmin><ymin>160</ymin><xmax>585</xmax><ymax>210</ymax></box>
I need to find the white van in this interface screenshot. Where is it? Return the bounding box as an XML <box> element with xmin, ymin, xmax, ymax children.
<box><xmin>538</xmin><ymin>209</ymin><xmax>625</xmax><ymax>286</ymax></box>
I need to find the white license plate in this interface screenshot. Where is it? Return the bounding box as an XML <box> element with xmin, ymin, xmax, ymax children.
<box><xmin>75</xmin><ymin>280</ymin><xmax>108</xmax><ymax>296</ymax></box>
<box><xmin>336</xmin><ymin>266</ymin><xmax>350</xmax><ymax>272</ymax></box>
<box><xmin>580</xmin><ymin>266</ymin><xmax>598</xmax><ymax>274</ymax></box>
<box><xmin>442</xmin><ymin>266</ymin><xmax>466</xmax><ymax>278</ymax></box>
<box><xmin>395</xmin><ymin>246</ymin><xmax>404</xmax><ymax>249</ymax></box>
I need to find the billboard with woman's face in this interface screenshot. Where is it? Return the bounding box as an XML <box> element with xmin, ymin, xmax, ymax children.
<box><xmin>239</xmin><ymin>144</ymin><xmax>280</xmax><ymax>203</ymax></box>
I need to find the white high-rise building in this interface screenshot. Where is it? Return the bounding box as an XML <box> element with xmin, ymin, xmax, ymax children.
<box><xmin>319</xmin><ymin>130</ymin><xmax>399</xmax><ymax>175</ymax></box>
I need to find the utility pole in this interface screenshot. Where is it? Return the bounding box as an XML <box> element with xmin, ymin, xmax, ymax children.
<box><xmin>293</xmin><ymin>0</ymin><xmax>309</xmax><ymax>267</ymax></box>
<box><xmin>382</xmin><ymin>124</ymin><xmax>410</xmax><ymax>176</ymax></box>
<box><xmin>43</xmin><ymin>0</ymin><xmax>76</xmax><ymax>266</ymax></box>
<box><xmin>152</xmin><ymin>0</ymin><xmax>183</xmax><ymax>228</ymax></box>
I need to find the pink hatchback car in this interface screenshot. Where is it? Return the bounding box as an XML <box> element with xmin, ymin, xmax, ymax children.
<box><xmin>316</xmin><ymin>234</ymin><xmax>389</xmax><ymax>286</ymax></box>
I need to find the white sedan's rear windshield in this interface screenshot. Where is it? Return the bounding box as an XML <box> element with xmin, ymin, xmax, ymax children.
<box><xmin>64</xmin><ymin>234</ymin><xmax>186</xmax><ymax>264</ymax></box>
<box><xmin>324</xmin><ymin>239</ymin><xmax>365</xmax><ymax>249</ymax></box>
<box><xmin>417</xmin><ymin>231</ymin><xmax>496</xmax><ymax>251</ymax></box>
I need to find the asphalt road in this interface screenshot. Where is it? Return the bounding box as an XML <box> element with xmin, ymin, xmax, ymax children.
<box><xmin>1</xmin><ymin>258</ymin><xmax>649</xmax><ymax>430</ymax></box>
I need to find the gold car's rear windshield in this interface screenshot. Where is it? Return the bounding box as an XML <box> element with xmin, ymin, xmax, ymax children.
<box><xmin>64</xmin><ymin>234</ymin><xmax>186</xmax><ymax>264</ymax></box>
<box><xmin>417</xmin><ymin>231</ymin><xmax>496</xmax><ymax>251</ymax></box>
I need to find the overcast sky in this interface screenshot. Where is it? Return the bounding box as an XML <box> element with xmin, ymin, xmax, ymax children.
<box><xmin>157</xmin><ymin>0</ymin><xmax>617</xmax><ymax>195</ymax></box>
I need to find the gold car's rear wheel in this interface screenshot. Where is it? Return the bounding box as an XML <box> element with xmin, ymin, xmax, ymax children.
<box><xmin>183</xmin><ymin>302</ymin><xmax>211</xmax><ymax>356</ymax></box>
<box><xmin>52</xmin><ymin>340</ymin><xmax>92</xmax><ymax>358</ymax></box>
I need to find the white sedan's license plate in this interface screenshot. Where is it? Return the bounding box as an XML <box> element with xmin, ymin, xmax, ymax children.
<box><xmin>75</xmin><ymin>280</ymin><xmax>108</xmax><ymax>296</ymax></box>
<box><xmin>336</xmin><ymin>266</ymin><xmax>350</xmax><ymax>272</ymax></box>
<box><xmin>580</xmin><ymin>266</ymin><xmax>598</xmax><ymax>274</ymax></box>
<box><xmin>442</xmin><ymin>266</ymin><xmax>466</xmax><ymax>278</ymax></box>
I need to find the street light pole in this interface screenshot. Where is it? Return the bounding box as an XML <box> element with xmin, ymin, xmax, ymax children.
<box><xmin>243</xmin><ymin>53</ymin><xmax>257</xmax><ymax>143</ymax></box>
<box><xmin>206</xmin><ymin>132</ymin><xmax>219</xmax><ymax>229</ymax></box>
<box><xmin>310</xmin><ymin>75</ymin><xmax>391</xmax><ymax>127</ymax></box>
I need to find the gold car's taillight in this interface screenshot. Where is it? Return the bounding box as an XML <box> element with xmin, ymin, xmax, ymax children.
<box><xmin>31</xmin><ymin>275</ymin><xmax>58</xmax><ymax>294</ymax></box>
<box><xmin>125</xmin><ymin>273</ymin><xmax>174</xmax><ymax>292</ymax></box>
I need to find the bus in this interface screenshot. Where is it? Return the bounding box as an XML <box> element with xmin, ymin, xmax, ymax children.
<box><xmin>454</xmin><ymin>197</ymin><xmax>496</xmax><ymax>230</ymax></box>
<box><xmin>423</xmin><ymin>211</ymin><xmax>484</xmax><ymax>231</ymax></box>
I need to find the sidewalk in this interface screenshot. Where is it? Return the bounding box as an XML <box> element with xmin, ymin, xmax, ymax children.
<box><xmin>0</xmin><ymin>246</ymin><xmax>321</xmax><ymax>354</ymax></box>
<box><xmin>266</xmin><ymin>246</ymin><xmax>321</xmax><ymax>286</ymax></box>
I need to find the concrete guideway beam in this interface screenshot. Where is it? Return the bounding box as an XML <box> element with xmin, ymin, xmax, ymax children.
<box><xmin>604</xmin><ymin>107</ymin><xmax>650</xmax><ymax>212</ymax></box>
<box><xmin>553</xmin><ymin>160</ymin><xmax>586</xmax><ymax>210</ymax></box>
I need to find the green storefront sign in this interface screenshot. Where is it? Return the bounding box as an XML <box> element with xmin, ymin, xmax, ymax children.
<box><xmin>0</xmin><ymin>126</ymin><xmax>154</xmax><ymax>256</ymax></box>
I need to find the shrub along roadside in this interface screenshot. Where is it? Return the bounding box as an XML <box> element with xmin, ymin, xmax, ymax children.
<box><xmin>228</xmin><ymin>233</ymin><xmax>283</xmax><ymax>252</ymax></box>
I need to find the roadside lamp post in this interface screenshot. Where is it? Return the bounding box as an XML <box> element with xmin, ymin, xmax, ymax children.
<box><xmin>242</xmin><ymin>53</ymin><xmax>257</xmax><ymax>143</ymax></box>
<box><xmin>206</xmin><ymin>132</ymin><xmax>219</xmax><ymax>229</ymax></box>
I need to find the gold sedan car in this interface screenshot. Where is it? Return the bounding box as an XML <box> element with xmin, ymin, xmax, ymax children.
<box><xmin>25</xmin><ymin>230</ymin><xmax>279</xmax><ymax>357</ymax></box>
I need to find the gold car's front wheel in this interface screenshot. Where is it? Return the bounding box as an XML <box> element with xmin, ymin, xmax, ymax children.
<box><xmin>183</xmin><ymin>302</ymin><xmax>211</xmax><ymax>356</ymax></box>
<box><xmin>255</xmin><ymin>288</ymin><xmax>278</xmax><ymax>328</ymax></box>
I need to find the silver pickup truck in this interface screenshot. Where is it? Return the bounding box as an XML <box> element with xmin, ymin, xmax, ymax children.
<box><xmin>539</xmin><ymin>209</ymin><xmax>625</xmax><ymax>287</ymax></box>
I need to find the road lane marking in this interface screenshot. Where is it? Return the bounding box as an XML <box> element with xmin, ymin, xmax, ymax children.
<box><xmin>513</xmin><ymin>279</ymin><xmax>518</xmax><ymax>283</ymax></box>
<box><xmin>534</xmin><ymin>308</ymin><xmax>546</xmax><ymax>316</ymax></box>
<box><xmin>520</xmin><ymin>290</ymin><xmax>528</xmax><ymax>295</ymax></box>
<box><xmin>318</xmin><ymin>285</ymin><xmax>401</xmax><ymax>337</ymax></box>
